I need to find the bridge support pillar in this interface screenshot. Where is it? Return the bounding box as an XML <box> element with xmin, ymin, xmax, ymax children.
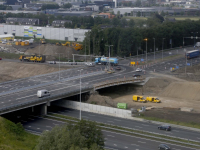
<box><xmin>32</xmin><ymin>103</ymin><xmax>50</xmax><ymax>116</ymax></box>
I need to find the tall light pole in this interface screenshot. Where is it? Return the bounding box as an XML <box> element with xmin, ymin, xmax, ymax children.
<box><xmin>162</xmin><ymin>38</ymin><xmax>165</xmax><ymax>61</ymax></box>
<box><xmin>56</xmin><ymin>53</ymin><xmax>63</xmax><ymax>81</ymax></box>
<box><xmin>144</xmin><ymin>38</ymin><xmax>148</xmax><ymax>64</ymax></box>
<box><xmin>78</xmin><ymin>69</ymin><xmax>83</xmax><ymax>120</ymax></box>
<box><xmin>105</xmin><ymin>45</ymin><xmax>113</xmax><ymax>71</ymax></box>
<box><xmin>183</xmin><ymin>37</ymin><xmax>187</xmax><ymax>75</ymax></box>
<box><xmin>153</xmin><ymin>38</ymin><xmax>155</xmax><ymax>61</ymax></box>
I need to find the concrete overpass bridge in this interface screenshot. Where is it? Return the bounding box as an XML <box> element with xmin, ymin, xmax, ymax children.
<box><xmin>0</xmin><ymin>66</ymin><xmax>145</xmax><ymax>115</ymax></box>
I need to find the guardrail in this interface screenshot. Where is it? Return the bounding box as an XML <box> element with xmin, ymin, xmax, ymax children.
<box><xmin>47</xmin><ymin>61</ymin><xmax>94</xmax><ymax>65</ymax></box>
<box><xmin>94</xmin><ymin>77</ymin><xmax>145</xmax><ymax>90</ymax></box>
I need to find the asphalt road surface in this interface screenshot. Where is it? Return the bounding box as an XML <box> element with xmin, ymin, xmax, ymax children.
<box><xmin>47</xmin><ymin>107</ymin><xmax>200</xmax><ymax>142</ymax></box>
<box><xmin>19</xmin><ymin>115</ymin><xmax>196</xmax><ymax>150</ymax></box>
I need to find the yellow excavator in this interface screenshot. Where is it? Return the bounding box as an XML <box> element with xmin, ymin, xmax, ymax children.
<box><xmin>62</xmin><ymin>41</ymin><xmax>71</xmax><ymax>46</ymax></box>
<box><xmin>56</xmin><ymin>42</ymin><xmax>62</xmax><ymax>46</ymax></box>
<box><xmin>71</xmin><ymin>42</ymin><xmax>83</xmax><ymax>51</ymax></box>
<box><xmin>40</xmin><ymin>39</ymin><xmax>46</xmax><ymax>44</ymax></box>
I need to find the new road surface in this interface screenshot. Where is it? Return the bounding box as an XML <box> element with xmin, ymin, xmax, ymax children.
<box><xmin>17</xmin><ymin>115</ymin><xmax>197</xmax><ymax>150</ymax></box>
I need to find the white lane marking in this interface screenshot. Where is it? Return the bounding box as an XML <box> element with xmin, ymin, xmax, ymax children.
<box><xmin>1</xmin><ymin>102</ymin><xmax>4</xmax><ymax>103</ymax></box>
<box><xmin>141</xmin><ymin>124</ymin><xmax>149</xmax><ymax>126</ymax></box>
<box><xmin>114</xmin><ymin>119</ymin><xmax>121</xmax><ymax>121</ymax></box>
<box><xmin>37</xmin><ymin>128</ymin><xmax>40</xmax><ymax>129</ymax></box>
<box><xmin>131</xmin><ymin>144</ymin><xmax>139</xmax><ymax>146</ymax></box>
<box><xmin>124</xmin><ymin>146</ymin><xmax>128</xmax><ymax>148</ymax></box>
<box><xmin>135</xmin><ymin>126</ymin><xmax>143</xmax><ymax>128</ymax></box>
<box><xmin>28</xmin><ymin>126</ymin><xmax>31</xmax><ymax>127</ymax></box>
<box><xmin>114</xmin><ymin>144</ymin><xmax>117</xmax><ymax>146</ymax></box>
<box><xmin>107</xmin><ymin>135</ymin><xmax>115</xmax><ymax>137</ymax></box>
<box><xmin>107</xmin><ymin>121</ymin><xmax>114</xmax><ymax>123</ymax></box>
<box><xmin>16</xmin><ymin>94</ymin><xmax>36</xmax><ymax>100</ymax></box>
<box><xmin>138</xmin><ymin>141</ymin><xmax>146</xmax><ymax>143</ymax></box>
<box><xmin>9</xmin><ymin>100</ymin><xmax>11</xmax><ymax>101</ymax></box>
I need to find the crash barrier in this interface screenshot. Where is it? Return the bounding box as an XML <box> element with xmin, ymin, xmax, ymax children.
<box><xmin>53</xmin><ymin>100</ymin><xmax>132</xmax><ymax>118</ymax></box>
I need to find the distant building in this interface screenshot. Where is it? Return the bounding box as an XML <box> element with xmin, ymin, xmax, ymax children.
<box><xmin>99</xmin><ymin>13</ymin><xmax>115</xmax><ymax>18</ymax></box>
<box><xmin>52</xmin><ymin>20</ymin><xmax>72</xmax><ymax>27</ymax></box>
<box><xmin>55</xmin><ymin>11</ymin><xmax>93</xmax><ymax>17</ymax></box>
<box><xmin>6</xmin><ymin>18</ymin><xmax>39</xmax><ymax>25</ymax></box>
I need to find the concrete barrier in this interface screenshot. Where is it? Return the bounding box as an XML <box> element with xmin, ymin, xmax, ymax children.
<box><xmin>53</xmin><ymin>100</ymin><xmax>132</xmax><ymax>118</ymax></box>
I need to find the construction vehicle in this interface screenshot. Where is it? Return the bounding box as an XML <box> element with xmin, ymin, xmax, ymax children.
<box><xmin>62</xmin><ymin>41</ymin><xmax>71</xmax><ymax>46</ymax></box>
<box><xmin>71</xmin><ymin>42</ymin><xmax>83</xmax><ymax>50</ymax></box>
<box><xmin>40</xmin><ymin>39</ymin><xmax>46</xmax><ymax>44</ymax></box>
<box><xmin>19</xmin><ymin>55</ymin><xmax>46</xmax><ymax>63</ymax></box>
<box><xmin>132</xmin><ymin>95</ymin><xmax>147</xmax><ymax>103</ymax></box>
<box><xmin>56</xmin><ymin>42</ymin><xmax>62</xmax><ymax>46</ymax></box>
<box><xmin>146</xmin><ymin>97</ymin><xmax>161</xmax><ymax>103</ymax></box>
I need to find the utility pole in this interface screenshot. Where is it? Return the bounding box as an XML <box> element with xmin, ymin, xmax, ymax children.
<box><xmin>153</xmin><ymin>38</ymin><xmax>155</xmax><ymax>61</ymax></box>
<box><xmin>105</xmin><ymin>45</ymin><xmax>113</xmax><ymax>71</ymax></box>
<box><xmin>56</xmin><ymin>53</ymin><xmax>63</xmax><ymax>81</ymax></box>
<box><xmin>78</xmin><ymin>69</ymin><xmax>83</xmax><ymax>120</ymax></box>
<box><xmin>162</xmin><ymin>38</ymin><xmax>165</xmax><ymax>61</ymax></box>
<box><xmin>144</xmin><ymin>38</ymin><xmax>148</xmax><ymax>64</ymax></box>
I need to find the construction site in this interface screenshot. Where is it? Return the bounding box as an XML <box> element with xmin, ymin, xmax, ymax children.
<box><xmin>1</xmin><ymin>37</ymin><xmax>200</xmax><ymax>126</ymax></box>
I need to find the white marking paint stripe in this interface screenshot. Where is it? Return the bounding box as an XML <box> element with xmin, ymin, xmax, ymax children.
<box><xmin>107</xmin><ymin>135</ymin><xmax>115</xmax><ymax>137</ymax></box>
<box><xmin>16</xmin><ymin>94</ymin><xmax>36</xmax><ymax>100</ymax></box>
<box><xmin>113</xmin><ymin>144</ymin><xmax>117</xmax><ymax>146</ymax></box>
<box><xmin>138</xmin><ymin>141</ymin><xmax>146</xmax><ymax>143</ymax></box>
<box><xmin>131</xmin><ymin>144</ymin><xmax>139</xmax><ymax>146</ymax></box>
<box><xmin>124</xmin><ymin>146</ymin><xmax>128</xmax><ymax>148</ymax></box>
<box><xmin>135</xmin><ymin>126</ymin><xmax>143</xmax><ymax>128</ymax></box>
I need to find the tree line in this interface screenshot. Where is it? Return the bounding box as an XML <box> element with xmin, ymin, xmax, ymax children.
<box><xmin>82</xmin><ymin>19</ymin><xmax>200</xmax><ymax>57</ymax></box>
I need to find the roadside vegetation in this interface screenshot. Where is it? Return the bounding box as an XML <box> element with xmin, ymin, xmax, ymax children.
<box><xmin>0</xmin><ymin>116</ymin><xmax>38</xmax><ymax>150</ymax></box>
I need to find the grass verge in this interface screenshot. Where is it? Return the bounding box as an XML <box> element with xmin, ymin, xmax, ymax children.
<box><xmin>0</xmin><ymin>117</ymin><xmax>38</xmax><ymax>150</ymax></box>
<box><xmin>138</xmin><ymin>116</ymin><xmax>200</xmax><ymax>129</ymax></box>
<box><xmin>46</xmin><ymin>113</ymin><xmax>200</xmax><ymax>148</ymax></box>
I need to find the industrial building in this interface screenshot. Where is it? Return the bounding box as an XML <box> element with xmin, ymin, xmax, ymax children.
<box><xmin>6</xmin><ymin>18</ymin><xmax>40</xmax><ymax>26</ymax></box>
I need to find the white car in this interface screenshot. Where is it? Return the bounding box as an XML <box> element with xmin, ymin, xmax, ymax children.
<box><xmin>136</xmin><ymin>68</ymin><xmax>142</xmax><ymax>72</ymax></box>
<box><xmin>2</xmin><ymin>41</ymin><xmax>7</xmax><ymax>44</ymax></box>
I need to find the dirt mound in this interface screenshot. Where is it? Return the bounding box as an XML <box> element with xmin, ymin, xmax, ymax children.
<box><xmin>160</xmin><ymin>82</ymin><xmax>200</xmax><ymax>101</ymax></box>
<box><xmin>86</xmin><ymin>91</ymin><xmax>116</xmax><ymax>107</ymax></box>
<box><xmin>0</xmin><ymin>61</ymin><xmax>67</xmax><ymax>83</ymax></box>
<box><xmin>25</xmin><ymin>44</ymin><xmax>79</xmax><ymax>61</ymax></box>
<box><xmin>144</xmin><ymin>77</ymin><xmax>174</xmax><ymax>94</ymax></box>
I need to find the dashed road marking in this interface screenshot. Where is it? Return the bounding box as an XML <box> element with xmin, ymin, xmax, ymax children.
<box><xmin>114</xmin><ymin>144</ymin><xmax>117</xmax><ymax>146</ymax></box>
<box><xmin>135</xmin><ymin>126</ymin><xmax>143</xmax><ymax>128</ymax></box>
<box><xmin>138</xmin><ymin>141</ymin><xmax>146</xmax><ymax>143</ymax></box>
<box><xmin>131</xmin><ymin>144</ymin><xmax>139</xmax><ymax>146</ymax></box>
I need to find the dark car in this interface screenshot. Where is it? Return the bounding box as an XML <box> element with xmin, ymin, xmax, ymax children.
<box><xmin>158</xmin><ymin>125</ymin><xmax>171</xmax><ymax>131</ymax></box>
<box><xmin>158</xmin><ymin>144</ymin><xmax>171</xmax><ymax>150</ymax></box>
<box><xmin>133</xmin><ymin>74</ymin><xmax>141</xmax><ymax>77</ymax></box>
<box><xmin>0</xmin><ymin>57</ymin><xmax>2</xmax><ymax>60</ymax></box>
<box><xmin>115</xmin><ymin>66</ymin><xmax>121</xmax><ymax>70</ymax></box>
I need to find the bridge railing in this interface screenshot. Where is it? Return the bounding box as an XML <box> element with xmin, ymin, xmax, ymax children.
<box><xmin>94</xmin><ymin>77</ymin><xmax>145</xmax><ymax>90</ymax></box>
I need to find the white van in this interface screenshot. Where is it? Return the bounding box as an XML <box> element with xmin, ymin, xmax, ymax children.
<box><xmin>37</xmin><ymin>90</ymin><xmax>50</xmax><ymax>98</ymax></box>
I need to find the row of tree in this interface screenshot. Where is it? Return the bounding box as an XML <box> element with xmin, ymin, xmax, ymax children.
<box><xmin>82</xmin><ymin>19</ymin><xmax>200</xmax><ymax>57</ymax></box>
<box><xmin>36</xmin><ymin>120</ymin><xmax>104</xmax><ymax>150</ymax></box>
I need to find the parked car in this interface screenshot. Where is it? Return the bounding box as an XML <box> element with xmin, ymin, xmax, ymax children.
<box><xmin>115</xmin><ymin>66</ymin><xmax>121</xmax><ymax>70</ymax></box>
<box><xmin>2</xmin><ymin>41</ymin><xmax>7</xmax><ymax>44</ymax></box>
<box><xmin>133</xmin><ymin>74</ymin><xmax>141</xmax><ymax>78</ymax></box>
<box><xmin>158</xmin><ymin>125</ymin><xmax>171</xmax><ymax>131</ymax></box>
<box><xmin>136</xmin><ymin>68</ymin><xmax>142</xmax><ymax>72</ymax></box>
<box><xmin>0</xmin><ymin>57</ymin><xmax>2</xmax><ymax>60</ymax></box>
<box><xmin>158</xmin><ymin>144</ymin><xmax>171</xmax><ymax>150</ymax></box>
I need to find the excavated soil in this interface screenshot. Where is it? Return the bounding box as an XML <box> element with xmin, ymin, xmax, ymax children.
<box><xmin>0</xmin><ymin>61</ymin><xmax>69</xmax><ymax>83</ymax></box>
<box><xmin>25</xmin><ymin>44</ymin><xmax>79</xmax><ymax>61</ymax></box>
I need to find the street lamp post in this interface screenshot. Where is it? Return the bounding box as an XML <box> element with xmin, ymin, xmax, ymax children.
<box><xmin>162</xmin><ymin>38</ymin><xmax>165</xmax><ymax>61</ymax></box>
<box><xmin>78</xmin><ymin>69</ymin><xmax>83</xmax><ymax>120</ymax></box>
<box><xmin>144</xmin><ymin>38</ymin><xmax>148</xmax><ymax>64</ymax></box>
<box><xmin>153</xmin><ymin>38</ymin><xmax>155</xmax><ymax>61</ymax></box>
<box><xmin>105</xmin><ymin>45</ymin><xmax>113</xmax><ymax>71</ymax></box>
<box><xmin>56</xmin><ymin>53</ymin><xmax>63</xmax><ymax>81</ymax></box>
<box><xmin>183</xmin><ymin>37</ymin><xmax>187</xmax><ymax>75</ymax></box>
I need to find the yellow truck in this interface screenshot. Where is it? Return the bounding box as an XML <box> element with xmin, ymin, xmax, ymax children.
<box><xmin>19</xmin><ymin>55</ymin><xmax>46</xmax><ymax>63</ymax></box>
<box><xmin>146</xmin><ymin>97</ymin><xmax>161</xmax><ymax>103</ymax></box>
<box><xmin>133</xmin><ymin>95</ymin><xmax>147</xmax><ymax>103</ymax></box>
<box><xmin>40</xmin><ymin>39</ymin><xmax>46</xmax><ymax>44</ymax></box>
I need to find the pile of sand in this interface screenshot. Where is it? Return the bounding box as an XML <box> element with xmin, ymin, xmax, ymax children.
<box><xmin>0</xmin><ymin>61</ymin><xmax>67</xmax><ymax>83</ymax></box>
<box><xmin>25</xmin><ymin>44</ymin><xmax>79</xmax><ymax>61</ymax></box>
<box><xmin>160</xmin><ymin>81</ymin><xmax>200</xmax><ymax>101</ymax></box>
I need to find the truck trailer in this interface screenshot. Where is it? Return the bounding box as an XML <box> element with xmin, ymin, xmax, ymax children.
<box><xmin>186</xmin><ymin>50</ymin><xmax>200</xmax><ymax>59</ymax></box>
<box><xmin>95</xmin><ymin>57</ymin><xmax>118</xmax><ymax>66</ymax></box>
